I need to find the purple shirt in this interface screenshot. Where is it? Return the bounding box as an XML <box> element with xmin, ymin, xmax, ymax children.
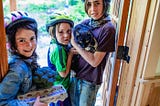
<box><xmin>75</xmin><ymin>19</ymin><xmax>116</xmax><ymax>84</ymax></box>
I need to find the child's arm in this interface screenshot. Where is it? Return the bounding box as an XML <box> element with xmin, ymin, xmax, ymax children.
<box><xmin>0</xmin><ymin>65</ymin><xmax>29</xmax><ymax>106</ymax></box>
<box><xmin>58</xmin><ymin>48</ymin><xmax>76</xmax><ymax>78</ymax></box>
<box><xmin>71</xmin><ymin>34</ymin><xmax>106</xmax><ymax>67</ymax></box>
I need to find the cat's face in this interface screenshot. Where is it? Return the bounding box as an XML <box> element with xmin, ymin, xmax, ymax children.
<box><xmin>75</xmin><ymin>30</ymin><xmax>91</xmax><ymax>48</ymax></box>
<box><xmin>73</xmin><ymin>24</ymin><xmax>98</xmax><ymax>53</ymax></box>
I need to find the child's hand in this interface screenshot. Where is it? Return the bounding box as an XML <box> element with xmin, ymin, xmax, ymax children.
<box><xmin>33</xmin><ymin>96</ymin><xmax>48</xmax><ymax>106</ymax></box>
<box><xmin>69</xmin><ymin>47</ymin><xmax>78</xmax><ymax>56</ymax></box>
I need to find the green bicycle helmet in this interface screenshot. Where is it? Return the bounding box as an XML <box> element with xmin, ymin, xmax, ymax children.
<box><xmin>46</xmin><ymin>12</ymin><xmax>74</xmax><ymax>36</ymax></box>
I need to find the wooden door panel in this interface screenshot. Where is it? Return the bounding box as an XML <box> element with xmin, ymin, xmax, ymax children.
<box><xmin>0</xmin><ymin>1</ymin><xmax>8</xmax><ymax>81</ymax></box>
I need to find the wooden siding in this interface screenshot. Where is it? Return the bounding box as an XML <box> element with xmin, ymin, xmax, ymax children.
<box><xmin>0</xmin><ymin>1</ymin><xmax>8</xmax><ymax>81</ymax></box>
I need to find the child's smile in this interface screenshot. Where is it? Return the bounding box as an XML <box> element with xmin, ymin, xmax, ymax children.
<box><xmin>15</xmin><ymin>29</ymin><xmax>37</xmax><ymax>57</ymax></box>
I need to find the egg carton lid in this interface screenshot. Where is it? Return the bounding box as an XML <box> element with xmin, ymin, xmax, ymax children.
<box><xmin>17</xmin><ymin>85</ymin><xmax>67</xmax><ymax>104</ymax></box>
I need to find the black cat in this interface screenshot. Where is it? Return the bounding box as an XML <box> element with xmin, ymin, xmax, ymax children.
<box><xmin>73</xmin><ymin>24</ymin><xmax>97</xmax><ymax>53</ymax></box>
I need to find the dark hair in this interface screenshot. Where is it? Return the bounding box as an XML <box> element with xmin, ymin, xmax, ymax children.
<box><xmin>7</xmin><ymin>21</ymin><xmax>38</xmax><ymax>55</ymax></box>
<box><xmin>84</xmin><ymin>0</ymin><xmax>111</xmax><ymax>17</ymax></box>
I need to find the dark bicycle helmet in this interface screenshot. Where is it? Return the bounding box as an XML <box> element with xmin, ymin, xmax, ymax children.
<box><xmin>4</xmin><ymin>11</ymin><xmax>37</xmax><ymax>35</ymax></box>
<box><xmin>46</xmin><ymin>12</ymin><xmax>74</xmax><ymax>36</ymax></box>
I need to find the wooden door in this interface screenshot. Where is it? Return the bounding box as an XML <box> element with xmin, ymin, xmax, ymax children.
<box><xmin>132</xmin><ymin>0</ymin><xmax>160</xmax><ymax>105</ymax></box>
<box><xmin>116</xmin><ymin>0</ymin><xmax>160</xmax><ymax>105</ymax></box>
<box><xmin>0</xmin><ymin>0</ymin><xmax>17</xmax><ymax>81</ymax></box>
<box><xmin>102</xmin><ymin>0</ymin><xmax>131</xmax><ymax>105</ymax></box>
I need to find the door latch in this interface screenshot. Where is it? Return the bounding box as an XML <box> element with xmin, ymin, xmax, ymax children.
<box><xmin>117</xmin><ymin>46</ymin><xmax>130</xmax><ymax>63</ymax></box>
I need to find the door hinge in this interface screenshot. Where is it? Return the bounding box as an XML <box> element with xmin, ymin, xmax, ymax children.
<box><xmin>117</xmin><ymin>46</ymin><xmax>130</xmax><ymax>63</ymax></box>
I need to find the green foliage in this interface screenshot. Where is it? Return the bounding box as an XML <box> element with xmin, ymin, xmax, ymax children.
<box><xmin>69</xmin><ymin>0</ymin><xmax>79</xmax><ymax>5</ymax></box>
<box><xmin>2</xmin><ymin>0</ymin><xmax>6</xmax><ymax>2</ymax></box>
<box><xmin>3</xmin><ymin>0</ymin><xmax>88</xmax><ymax>35</ymax></box>
<box><xmin>3</xmin><ymin>6</ymin><xmax>9</xmax><ymax>16</ymax></box>
<box><xmin>18</xmin><ymin>3</ymin><xmax>55</xmax><ymax>13</ymax></box>
<box><xmin>3</xmin><ymin>0</ymin><xmax>9</xmax><ymax>16</ymax></box>
<box><xmin>63</xmin><ymin>0</ymin><xmax>88</xmax><ymax>25</ymax></box>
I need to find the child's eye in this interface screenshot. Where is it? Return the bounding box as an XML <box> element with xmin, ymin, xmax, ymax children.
<box><xmin>87</xmin><ymin>3</ymin><xmax>91</xmax><ymax>7</ymax></box>
<box><xmin>58</xmin><ymin>31</ymin><xmax>63</xmax><ymax>34</ymax></box>
<box><xmin>30</xmin><ymin>36</ymin><xmax>36</xmax><ymax>41</ymax></box>
<box><xmin>67</xmin><ymin>30</ymin><xmax>71</xmax><ymax>34</ymax></box>
<box><xmin>19</xmin><ymin>39</ymin><xmax>25</xmax><ymax>43</ymax></box>
<box><xmin>59</xmin><ymin>31</ymin><xmax>63</xmax><ymax>33</ymax></box>
<box><xmin>95</xmin><ymin>2</ymin><xmax>100</xmax><ymax>5</ymax></box>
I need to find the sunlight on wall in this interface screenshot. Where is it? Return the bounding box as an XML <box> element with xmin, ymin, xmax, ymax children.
<box><xmin>156</xmin><ymin>56</ymin><xmax>160</xmax><ymax>76</ymax></box>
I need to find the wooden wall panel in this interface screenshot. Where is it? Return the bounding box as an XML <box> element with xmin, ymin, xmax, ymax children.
<box><xmin>132</xmin><ymin>0</ymin><xmax>160</xmax><ymax>105</ymax></box>
<box><xmin>116</xmin><ymin>0</ymin><xmax>151</xmax><ymax>105</ymax></box>
<box><xmin>156</xmin><ymin>57</ymin><xmax>160</xmax><ymax>76</ymax></box>
<box><xmin>135</xmin><ymin>80</ymin><xmax>160</xmax><ymax>106</ymax></box>
<box><xmin>147</xmin><ymin>83</ymin><xmax>160</xmax><ymax>106</ymax></box>
<box><xmin>109</xmin><ymin>0</ymin><xmax>130</xmax><ymax>105</ymax></box>
<box><xmin>142</xmin><ymin>1</ymin><xmax>160</xmax><ymax>78</ymax></box>
<box><xmin>0</xmin><ymin>1</ymin><xmax>8</xmax><ymax>81</ymax></box>
<box><xmin>10</xmin><ymin>0</ymin><xmax>17</xmax><ymax>11</ymax></box>
<box><xmin>131</xmin><ymin>0</ymin><xmax>157</xmax><ymax>105</ymax></box>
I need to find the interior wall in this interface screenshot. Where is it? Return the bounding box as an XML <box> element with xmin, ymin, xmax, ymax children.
<box><xmin>131</xmin><ymin>0</ymin><xmax>160</xmax><ymax>105</ymax></box>
<box><xmin>116</xmin><ymin>0</ymin><xmax>151</xmax><ymax>105</ymax></box>
<box><xmin>150</xmin><ymin>3</ymin><xmax>160</xmax><ymax>76</ymax></box>
<box><xmin>156</xmin><ymin>57</ymin><xmax>160</xmax><ymax>76</ymax></box>
<box><xmin>143</xmin><ymin>1</ymin><xmax>160</xmax><ymax>78</ymax></box>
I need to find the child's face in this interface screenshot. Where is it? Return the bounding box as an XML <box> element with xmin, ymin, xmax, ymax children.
<box><xmin>15</xmin><ymin>28</ymin><xmax>37</xmax><ymax>57</ymax></box>
<box><xmin>87</xmin><ymin>0</ymin><xmax>104</xmax><ymax>20</ymax></box>
<box><xmin>56</xmin><ymin>23</ymin><xmax>72</xmax><ymax>45</ymax></box>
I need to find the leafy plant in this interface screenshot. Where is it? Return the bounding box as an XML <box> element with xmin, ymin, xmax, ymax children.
<box><xmin>3</xmin><ymin>0</ymin><xmax>88</xmax><ymax>35</ymax></box>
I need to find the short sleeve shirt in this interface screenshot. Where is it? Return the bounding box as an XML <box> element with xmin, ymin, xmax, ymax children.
<box><xmin>75</xmin><ymin>19</ymin><xmax>116</xmax><ymax>85</ymax></box>
<box><xmin>48</xmin><ymin>39</ymin><xmax>70</xmax><ymax>89</ymax></box>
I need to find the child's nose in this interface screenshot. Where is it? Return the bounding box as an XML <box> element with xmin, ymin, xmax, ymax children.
<box><xmin>91</xmin><ymin>4</ymin><xmax>97</xmax><ymax>11</ymax></box>
<box><xmin>64</xmin><ymin>33</ymin><xmax>70</xmax><ymax>37</ymax></box>
<box><xmin>26</xmin><ymin>41</ymin><xmax>32</xmax><ymax>47</ymax></box>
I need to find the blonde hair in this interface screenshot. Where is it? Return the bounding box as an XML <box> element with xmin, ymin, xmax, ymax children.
<box><xmin>48</xmin><ymin>23</ymin><xmax>61</xmax><ymax>38</ymax></box>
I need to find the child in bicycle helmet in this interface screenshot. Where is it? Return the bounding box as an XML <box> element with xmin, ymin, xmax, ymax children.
<box><xmin>0</xmin><ymin>11</ymin><xmax>48</xmax><ymax>106</ymax></box>
<box><xmin>46</xmin><ymin>12</ymin><xmax>75</xmax><ymax>106</ymax></box>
